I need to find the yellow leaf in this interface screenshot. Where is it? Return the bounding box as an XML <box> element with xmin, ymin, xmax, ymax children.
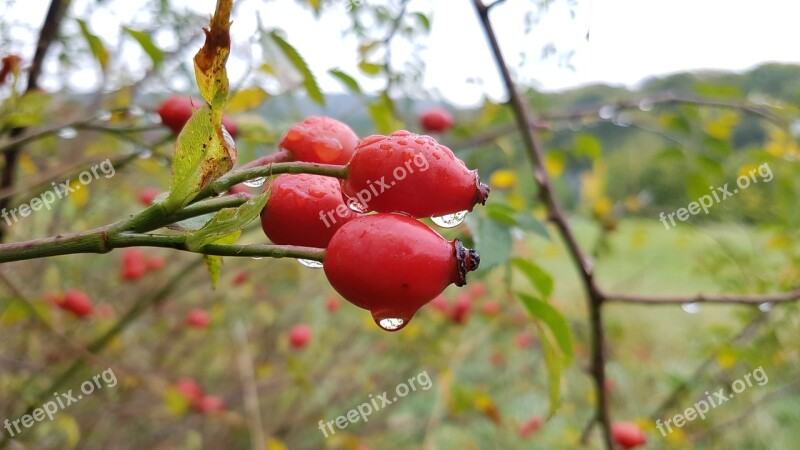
<box><xmin>703</xmin><ymin>112</ymin><xmax>738</xmax><ymax>140</ymax></box>
<box><xmin>766</xmin><ymin>233</ymin><xmax>792</xmax><ymax>250</ymax></box>
<box><xmin>19</xmin><ymin>154</ymin><xmax>37</xmax><ymax>175</ymax></box>
<box><xmin>164</xmin><ymin>389</ymin><xmax>191</xmax><ymax>416</ymax></box>
<box><xmin>489</xmin><ymin>169</ymin><xmax>517</xmax><ymax>189</ymax></box>
<box><xmin>266</xmin><ymin>437</ymin><xmax>287</xmax><ymax>450</ymax></box>
<box><xmin>227</xmin><ymin>87</ymin><xmax>269</xmax><ymax>113</ymax></box>
<box><xmin>56</xmin><ymin>414</ymin><xmax>81</xmax><ymax>449</ymax></box>
<box><xmin>193</xmin><ymin>0</ymin><xmax>232</xmax><ymax>105</ymax></box>
<box><xmin>1</xmin><ymin>299</ymin><xmax>29</xmax><ymax>324</ymax></box>
<box><xmin>717</xmin><ymin>347</ymin><xmax>737</xmax><ymax>370</ymax></box>
<box><xmin>623</xmin><ymin>195</ymin><xmax>641</xmax><ymax>213</ymax></box>
<box><xmin>68</xmin><ymin>179</ymin><xmax>89</xmax><ymax>208</ymax></box>
<box><xmin>545</xmin><ymin>153</ymin><xmax>565</xmax><ymax>177</ymax></box>
<box><xmin>593</xmin><ymin>197</ymin><xmax>612</xmax><ymax>218</ymax></box>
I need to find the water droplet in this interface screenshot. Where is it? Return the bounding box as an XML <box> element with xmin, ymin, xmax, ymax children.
<box><xmin>137</xmin><ymin>149</ymin><xmax>153</xmax><ymax>159</ymax></box>
<box><xmin>129</xmin><ymin>106</ymin><xmax>145</xmax><ymax>117</ymax></box>
<box><xmin>758</xmin><ymin>302</ymin><xmax>771</xmax><ymax>312</ymax></box>
<box><xmin>147</xmin><ymin>113</ymin><xmax>161</xmax><ymax>123</ymax></box>
<box><xmin>342</xmin><ymin>191</ymin><xmax>368</xmax><ymax>213</ymax></box>
<box><xmin>638</xmin><ymin>98</ymin><xmax>654</xmax><ymax>112</ymax></box>
<box><xmin>57</xmin><ymin>127</ymin><xmax>77</xmax><ymax>139</ymax></box>
<box><xmin>431</xmin><ymin>210</ymin><xmax>468</xmax><ymax>228</ymax></box>
<box><xmin>612</xmin><ymin>113</ymin><xmax>631</xmax><ymax>127</ymax></box>
<box><xmin>681</xmin><ymin>302</ymin><xmax>700</xmax><ymax>314</ymax></box>
<box><xmin>244</xmin><ymin>177</ymin><xmax>266</xmax><ymax>188</ymax></box>
<box><xmin>598</xmin><ymin>105</ymin><xmax>616</xmax><ymax>120</ymax></box>
<box><xmin>298</xmin><ymin>259</ymin><xmax>323</xmax><ymax>268</ymax></box>
<box><xmin>790</xmin><ymin>120</ymin><xmax>800</xmax><ymax>139</ymax></box>
<box><xmin>378</xmin><ymin>318</ymin><xmax>405</xmax><ymax>331</ymax></box>
<box><xmin>97</xmin><ymin>110</ymin><xmax>112</xmax><ymax>121</ymax></box>
<box><xmin>251</xmin><ymin>256</ymin><xmax>264</xmax><ymax>260</ymax></box>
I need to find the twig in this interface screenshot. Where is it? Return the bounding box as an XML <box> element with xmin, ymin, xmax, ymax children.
<box><xmin>603</xmin><ymin>287</ymin><xmax>800</xmax><ymax>305</ymax></box>
<box><xmin>471</xmin><ymin>1</ymin><xmax>612</xmax><ymax>448</ymax></box>
<box><xmin>0</xmin><ymin>0</ymin><xmax>70</xmax><ymax>242</ymax></box>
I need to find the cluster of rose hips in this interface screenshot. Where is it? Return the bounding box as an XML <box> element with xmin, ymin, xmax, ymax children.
<box><xmin>173</xmin><ymin>377</ymin><xmax>225</xmax><ymax>414</ymax></box>
<box><xmin>155</xmin><ymin>95</ymin><xmax>484</xmax><ymax>331</ymax></box>
<box><xmin>254</xmin><ymin>115</ymin><xmax>488</xmax><ymax>331</ymax></box>
<box><xmin>120</xmin><ymin>248</ymin><xmax>165</xmax><ymax>281</ymax></box>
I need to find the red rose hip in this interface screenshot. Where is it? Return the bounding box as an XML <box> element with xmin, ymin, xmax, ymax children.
<box><xmin>611</xmin><ymin>421</ymin><xmax>647</xmax><ymax>449</ymax></box>
<box><xmin>288</xmin><ymin>324</ymin><xmax>312</xmax><ymax>348</ymax></box>
<box><xmin>341</xmin><ymin>131</ymin><xmax>489</xmax><ymax>220</ymax></box>
<box><xmin>280</xmin><ymin>116</ymin><xmax>359</xmax><ymax>165</ymax></box>
<box><xmin>323</xmin><ymin>213</ymin><xmax>480</xmax><ymax>331</ymax></box>
<box><xmin>157</xmin><ymin>96</ymin><xmax>237</xmax><ymax>138</ymax></box>
<box><xmin>419</xmin><ymin>107</ymin><xmax>454</xmax><ymax>133</ymax></box>
<box><xmin>260</xmin><ymin>173</ymin><xmax>359</xmax><ymax>248</ymax></box>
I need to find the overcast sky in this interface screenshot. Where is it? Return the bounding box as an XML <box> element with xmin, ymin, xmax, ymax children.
<box><xmin>3</xmin><ymin>0</ymin><xmax>800</xmax><ymax>107</ymax></box>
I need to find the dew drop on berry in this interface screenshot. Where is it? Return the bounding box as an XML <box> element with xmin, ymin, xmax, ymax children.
<box><xmin>244</xmin><ymin>177</ymin><xmax>266</xmax><ymax>188</ymax></box>
<box><xmin>298</xmin><ymin>259</ymin><xmax>323</xmax><ymax>268</ymax></box>
<box><xmin>431</xmin><ymin>210</ymin><xmax>468</xmax><ymax>228</ymax></box>
<box><xmin>680</xmin><ymin>302</ymin><xmax>700</xmax><ymax>314</ymax></box>
<box><xmin>342</xmin><ymin>191</ymin><xmax>368</xmax><ymax>213</ymax></box>
<box><xmin>377</xmin><ymin>317</ymin><xmax>405</xmax><ymax>331</ymax></box>
<box><xmin>57</xmin><ymin>127</ymin><xmax>77</xmax><ymax>139</ymax></box>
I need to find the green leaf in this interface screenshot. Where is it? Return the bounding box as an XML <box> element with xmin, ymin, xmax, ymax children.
<box><xmin>270</xmin><ymin>31</ymin><xmax>325</xmax><ymax>106</ymax></box>
<box><xmin>227</xmin><ymin>87</ymin><xmax>269</xmax><ymax>112</ymax></box>
<box><xmin>203</xmin><ymin>231</ymin><xmax>241</xmax><ymax>288</ymax></box>
<box><xmin>574</xmin><ymin>133</ymin><xmax>602</xmax><ymax>159</ymax></box>
<box><xmin>538</xmin><ymin>325</ymin><xmax>564</xmax><ymax>417</ymax></box>
<box><xmin>469</xmin><ymin>215</ymin><xmax>512</xmax><ymax>270</ymax></box>
<box><xmin>76</xmin><ymin>19</ymin><xmax>109</xmax><ymax>70</ymax></box>
<box><xmin>367</xmin><ymin>92</ymin><xmax>402</xmax><ymax>134</ymax></box>
<box><xmin>517</xmin><ymin>293</ymin><xmax>573</xmax><ymax>360</ymax></box>
<box><xmin>511</xmin><ymin>258</ymin><xmax>554</xmax><ymax>299</ymax></box>
<box><xmin>485</xmin><ymin>203</ymin><xmax>517</xmax><ymax>226</ymax></box>
<box><xmin>328</xmin><ymin>69</ymin><xmax>362</xmax><ymax>94</ymax></box>
<box><xmin>122</xmin><ymin>27</ymin><xmax>164</xmax><ymax>67</ymax></box>
<box><xmin>358</xmin><ymin>61</ymin><xmax>383</xmax><ymax>76</ymax></box>
<box><xmin>186</xmin><ymin>189</ymin><xmax>270</xmax><ymax>250</ymax></box>
<box><xmin>514</xmin><ymin>213</ymin><xmax>550</xmax><ymax>239</ymax></box>
<box><xmin>169</xmin><ymin>212</ymin><xmax>215</xmax><ymax>232</ymax></box>
<box><xmin>167</xmin><ymin>103</ymin><xmax>236</xmax><ymax>209</ymax></box>
<box><xmin>413</xmin><ymin>12</ymin><xmax>431</xmax><ymax>32</ymax></box>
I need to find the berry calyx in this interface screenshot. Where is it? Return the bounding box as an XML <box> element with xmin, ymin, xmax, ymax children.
<box><xmin>157</xmin><ymin>96</ymin><xmax>237</xmax><ymax>138</ymax></box>
<box><xmin>419</xmin><ymin>107</ymin><xmax>454</xmax><ymax>133</ymax></box>
<box><xmin>323</xmin><ymin>213</ymin><xmax>480</xmax><ymax>331</ymax></box>
<box><xmin>186</xmin><ymin>309</ymin><xmax>211</xmax><ymax>328</ymax></box>
<box><xmin>52</xmin><ymin>290</ymin><xmax>94</xmax><ymax>318</ymax></box>
<box><xmin>260</xmin><ymin>173</ymin><xmax>359</xmax><ymax>248</ymax></box>
<box><xmin>279</xmin><ymin>116</ymin><xmax>359</xmax><ymax>165</ymax></box>
<box><xmin>288</xmin><ymin>324</ymin><xmax>312</xmax><ymax>348</ymax></box>
<box><xmin>341</xmin><ymin>130</ymin><xmax>490</xmax><ymax>218</ymax></box>
<box><xmin>611</xmin><ymin>421</ymin><xmax>647</xmax><ymax>449</ymax></box>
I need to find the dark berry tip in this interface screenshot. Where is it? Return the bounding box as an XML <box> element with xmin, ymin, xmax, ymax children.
<box><xmin>474</xmin><ymin>172</ymin><xmax>490</xmax><ymax>206</ymax></box>
<box><xmin>454</xmin><ymin>239</ymin><xmax>481</xmax><ymax>287</ymax></box>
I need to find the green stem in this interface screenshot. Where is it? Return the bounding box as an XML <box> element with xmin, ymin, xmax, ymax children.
<box><xmin>0</xmin><ymin>228</ymin><xmax>326</xmax><ymax>263</ymax></box>
<box><xmin>195</xmin><ymin>161</ymin><xmax>349</xmax><ymax>201</ymax></box>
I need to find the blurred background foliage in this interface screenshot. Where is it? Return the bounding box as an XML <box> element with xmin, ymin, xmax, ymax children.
<box><xmin>1</xmin><ymin>0</ymin><xmax>799</xmax><ymax>449</ymax></box>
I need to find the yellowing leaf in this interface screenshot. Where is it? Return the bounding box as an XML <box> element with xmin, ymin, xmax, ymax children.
<box><xmin>164</xmin><ymin>389</ymin><xmax>191</xmax><ymax>416</ymax></box>
<box><xmin>266</xmin><ymin>437</ymin><xmax>288</xmax><ymax>450</ymax></box>
<box><xmin>68</xmin><ymin>179</ymin><xmax>89</xmax><ymax>208</ymax></box>
<box><xmin>76</xmin><ymin>19</ymin><xmax>109</xmax><ymax>70</ymax></box>
<box><xmin>623</xmin><ymin>195</ymin><xmax>641</xmax><ymax>213</ymax></box>
<box><xmin>703</xmin><ymin>112</ymin><xmax>738</xmax><ymax>140</ymax></box>
<box><xmin>56</xmin><ymin>414</ymin><xmax>81</xmax><ymax>449</ymax></box>
<box><xmin>545</xmin><ymin>153</ymin><xmax>565</xmax><ymax>177</ymax></box>
<box><xmin>194</xmin><ymin>0</ymin><xmax>232</xmax><ymax>105</ymax></box>
<box><xmin>227</xmin><ymin>87</ymin><xmax>269</xmax><ymax>112</ymax></box>
<box><xmin>593</xmin><ymin>196</ymin><xmax>612</xmax><ymax>218</ymax></box>
<box><xmin>717</xmin><ymin>347</ymin><xmax>738</xmax><ymax>370</ymax></box>
<box><xmin>489</xmin><ymin>169</ymin><xmax>517</xmax><ymax>189</ymax></box>
<box><xmin>1</xmin><ymin>299</ymin><xmax>29</xmax><ymax>325</ymax></box>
